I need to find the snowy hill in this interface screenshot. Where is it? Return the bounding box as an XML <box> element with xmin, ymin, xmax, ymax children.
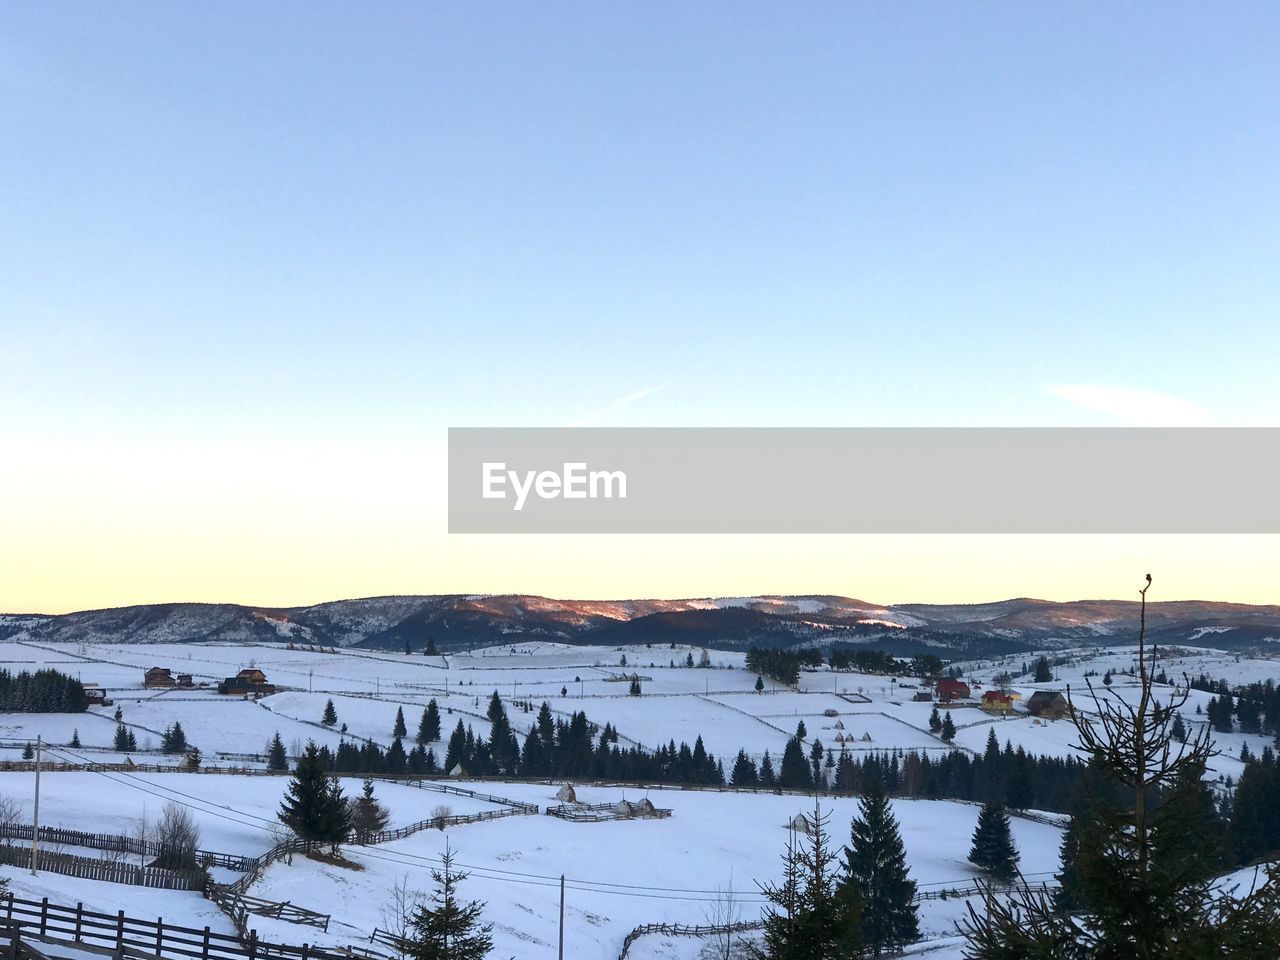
<box><xmin>5</xmin><ymin>594</ymin><xmax>1279</xmax><ymax>656</ymax></box>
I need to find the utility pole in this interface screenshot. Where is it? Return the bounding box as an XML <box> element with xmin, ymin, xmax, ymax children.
<box><xmin>558</xmin><ymin>874</ymin><xmax>565</xmax><ymax>960</ymax></box>
<box><xmin>31</xmin><ymin>735</ymin><xmax>41</xmax><ymax>875</ymax></box>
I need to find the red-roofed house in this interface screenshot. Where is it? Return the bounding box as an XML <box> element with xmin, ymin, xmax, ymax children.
<box><xmin>935</xmin><ymin>678</ymin><xmax>971</xmax><ymax>702</ymax></box>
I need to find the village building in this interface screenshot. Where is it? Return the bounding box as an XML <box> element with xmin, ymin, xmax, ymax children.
<box><xmin>1026</xmin><ymin>690</ymin><xmax>1073</xmax><ymax>719</ymax></box>
<box><xmin>935</xmin><ymin>678</ymin><xmax>971</xmax><ymax>702</ymax></box>
<box><xmin>981</xmin><ymin>690</ymin><xmax>1015</xmax><ymax>715</ymax></box>
<box><xmin>143</xmin><ymin>667</ymin><xmax>175</xmax><ymax>689</ymax></box>
<box><xmin>217</xmin><ymin>668</ymin><xmax>276</xmax><ymax>696</ymax></box>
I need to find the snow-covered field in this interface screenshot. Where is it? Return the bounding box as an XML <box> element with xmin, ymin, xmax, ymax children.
<box><xmin>0</xmin><ymin>637</ymin><xmax>1276</xmax><ymax>959</ymax></box>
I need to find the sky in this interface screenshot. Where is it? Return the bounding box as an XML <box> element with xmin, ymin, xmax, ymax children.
<box><xmin>2</xmin><ymin>4</ymin><xmax>1278</xmax><ymax>613</ymax></box>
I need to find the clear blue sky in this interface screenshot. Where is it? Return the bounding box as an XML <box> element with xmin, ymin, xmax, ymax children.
<box><xmin>2</xmin><ymin>5</ymin><xmax>1279</xmax><ymax>610</ymax></box>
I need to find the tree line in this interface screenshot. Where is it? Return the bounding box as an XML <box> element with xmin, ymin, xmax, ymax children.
<box><xmin>0</xmin><ymin>668</ymin><xmax>87</xmax><ymax>712</ymax></box>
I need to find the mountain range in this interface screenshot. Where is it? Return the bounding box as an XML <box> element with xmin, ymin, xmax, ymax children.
<box><xmin>3</xmin><ymin>594</ymin><xmax>1279</xmax><ymax>659</ymax></box>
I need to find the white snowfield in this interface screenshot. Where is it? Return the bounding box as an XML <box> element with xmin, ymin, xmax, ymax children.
<box><xmin>0</xmin><ymin>638</ymin><xmax>1275</xmax><ymax>959</ymax></box>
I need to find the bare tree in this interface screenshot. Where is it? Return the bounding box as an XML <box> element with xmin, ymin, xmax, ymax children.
<box><xmin>132</xmin><ymin>807</ymin><xmax>152</xmax><ymax>868</ymax></box>
<box><xmin>154</xmin><ymin>802</ymin><xmax>202</xmax><ymax>872</ymax></box>
<box><xmin>0</xmin><ymin>796</ymin><xmax>21</xmax><ymax>847</ymax></box>
<box><xmin>379</xmin><ymin>874</ymin><xmax>423</xmax><ymax>960</ymax></box>
<box><xmin>701</xmin><ymin>875</ymin><xmax>744</xmax><ymax>960</ymax></box>
<box><xmin>431</xmin><ymin>805</ymin><xmax>453</xmax><ymax>830</ymax></box>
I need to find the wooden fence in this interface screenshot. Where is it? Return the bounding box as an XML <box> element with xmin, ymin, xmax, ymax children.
<box><xmin>357</xmin><ymin>805</ymin><xmax>528</xmax><ymax>844</ymax></box>
<box><xmin>0</xmin><ymin>842</ymin><xmax>205</xmax><ymax>890</ymax></box>
<box><xmin>618</xmin><ymin>920</ymin><xmax>764</xmax><ymax>959</ymax></box>
<box><xmin>0</xmin><ymin>823</ymin><xmax>256</xmax><ymax>871</ymax></box>
<box><xmin>0</xmin><ymin>894</ymin><xmax>353</xmax><ymax>960</ymax></box>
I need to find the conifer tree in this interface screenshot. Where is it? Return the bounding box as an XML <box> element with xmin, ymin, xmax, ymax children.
<box><xmin>278</xmin><ymin>742</ymin><xmax>351</xmax><ymax>848</ymax></box>
<box><xmin>940</xmin><ymin>712</ymin><xmax>956</xmax><ymax>743</ymax></box>
<box><xmin>350</xmin><ymin>777</ymin><xmax>391</xmax><ymax>838</ymax></box>
<box><xmin>731</xmin><ymin>749</ymin><xmax>759</xmax><ymax>786</ymax></box>
<box><xmin>21</xmin><ymin>743</ymin><xmax>33</xmax><ymax>760</ymax></box>
<box><xmin>69</xmin><ymin>729</ymin><xmax>80</xmax><ymax>748</ymax></box>
<box><xmin>756</xmin><ymin>675</ymin><xmax>765</xmax><ymax>693</ymax></box>
<box><xmin>929</xmin><ymin>707</ymin><xmax>942</xmax><ymax>733</ymax></box>
<box><xmin>394</xmin><ymin>706</ymin><xmax>408</xmax><ymax>739</ymax></box>
<box><xmin>963</xmin><ymin>574</ymin><xmax>1280</xmax><ymax>958</ymax></box>
<box><xmin>1034</xmin><ymin>656</ymin><xmax>1053</xmax><ymax>683</ymax></box>
<box><xmin>780</xmin><ymin>736</ymin><xmax>813</xmax><ymax>789</ymax></box>
<box><xmin>322</xmin><ymin>699</ymin><xmax>338</xmax><ymax>727</ymax></box>
<box><xmin>419</xmin><ymin>700</ymin><xmax>442</xmax><ymax>745</ymax></box>
<box><xmin>406</xmin><ymin>842</ymin><xmax>494</xmax><ymax>960</ymax></box>
<box><xmin>267</xmin><ymin>732</ymin><xmax>289</xmax><ymax>771</ymax></box>
<box><xmin>760</xmin><ymin>751</ymin><xmax>777</xmax><ymax>789</ymax></box>
<box><xmin>969</xmin><ymin>802</ymin><xmax>1020</xmax><ymax>884</ymax></box>
<box><xmin>757</xmin><ymin>805</ymin><xmax>862</xmax><ymax>959</ymax></box>
<box><xmin>843</xmin><ymin>779</ymin><xmax>919</xmax><ymax>954</ymax></box>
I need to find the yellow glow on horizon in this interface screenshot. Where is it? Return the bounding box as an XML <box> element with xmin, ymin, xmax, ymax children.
<box><xmin>3</xmin><ymin>436</ymin><xmax>1277</xmax><ymax>613</ymax></box>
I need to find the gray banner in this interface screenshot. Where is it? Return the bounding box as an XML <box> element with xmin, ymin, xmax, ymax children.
<box><xmin>448</xmin><ymin>428</ymin><xmax>1280</xmax><ymax>533</ymax></box>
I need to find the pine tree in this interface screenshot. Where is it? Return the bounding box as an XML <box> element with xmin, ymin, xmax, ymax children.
<box><xmin>1034</xmin><ymin>656</ymin><xmax>1053</xmax><ymax>683</ymax></box>
<box><xmin>350</xmin><ymin>777</ymin><xmax>390</xmax><ymax>838</ymax></box>
<box><xmin>406</xmin><ymin>842</ymin><xmax>494</xmax><ymax>960</ymax></box>
<box><xmin>963</xmin><ymin>574</ymin><xmax>1280</xmax><ymax>958</ymax></box>
<box><xmin>278</xmin><ymin>743</ymin><xmax>352</xmax><ymax>848</ymax></box>
<box><xmin>758</xmin><ymin>806</ymin><xmax>863</xmax><ymax>959</ymax></box>
<box><xmin>21</xmin><ymin>743</ymin><xmax>33</xmax><ymax>760</ymax></box>
<box><xmin>780</xmin><ymin>736</ymin><xmax>813</xmax><ymax>789</ymax></box>
<box><xmin>322</xmin><ymin>699</ymin><xmax>338</xmax><ymax>727</ymax></box>
<box><xmin>267</xmin><ymin>732</ymin><xmax>289</xmax><ymax>771</ymax></box>
<box><xmin>843</xmin><ymin>779</ymin><xmax>919</xmax><ymax>954</ymax></box>
<box><xmin>69</xmin><ymin>729</ymin><xmax>80</xmax><ymax>748</ymax></box>
<box><xmin>394</xmin><ymin>706</ymin><xmax>408</xmax><ymax>739</ymax></box>
<box><xmin>756</xmin><ymin>675</ymin><xmax>765</xmax><ymax>693</ymax></box>
<box><xmin>969</xmin><ymin>802</ymin><xmax>1020</xmax><ymax>884</ymax></box>
<box><xmin>731</xmin><ymin>749</ymin><xmax>759</xmax><ymax>786</ymax></box>
<box><xmin>929</xmin><ymin>707</ymin><xmax>942</xmax><ymax>733</ymax></box>
<box><xmin>940</xmin><ymin>712</ymin><xmax>956</xmax><ymax>743</ymax></box>
<box><xmin>1171</xmin><ymin>712</ymin><xmax>1187</xmax><ymax>743</ymax></box>
<box><xmin>760</xmin><ymin>751</ymin><xmax>777</xmax><ymax>788</ymax></box>
<box><xmin>419</xmin><ymin>700</ymin><xmax>442</xmax><ymax>745</ymax></box>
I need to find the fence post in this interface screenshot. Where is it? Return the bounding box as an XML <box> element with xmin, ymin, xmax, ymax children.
<box><xmin>116</xmin><ymin>910</ymin><xmax>125</xmax><ymax>954</ymax></box>
<box><xmin>39</xmin><ymin>898</ymin><xmax>48</xmax><ymax>937</ymax></box>
<box><xmin>75</xmin><ymin>902</ymin><xmax>83</xmax><ymax>941</ymax></box>
<box><xmin>248</xmin><ymin>929</ymin><xmax>258</xmax><ymax>960</ymax></box>
<box><xmin>202</xmin><ymin>926</ymin><xmax>211</xmax><ymax>960</ymax></box>
<box><xmin>156</xmin><ymin>918</ymin><xmax>164</xmax><ymax>956</ymax></box>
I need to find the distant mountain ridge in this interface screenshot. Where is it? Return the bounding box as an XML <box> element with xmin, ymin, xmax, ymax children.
<box><xmin>3</xmin><ymin>593</ymin><xmax>1280</xmax><ymax>659</ymax></box>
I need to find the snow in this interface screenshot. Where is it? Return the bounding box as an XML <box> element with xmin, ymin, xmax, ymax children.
<box><xmin>0</xmin><ymin>638</ymin><xmax>1275</xmax><ymax>959</ymax></box>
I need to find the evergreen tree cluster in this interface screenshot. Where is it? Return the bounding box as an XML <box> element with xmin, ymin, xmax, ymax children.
<box><xmin>160</xmin><ymin>722</ymin><xmax>188</xmax><ymax>754</ymax></box>
<box><xmin>1231</xmin><ymin>751</ymin><xmax>1280</xmax><ymax>866</ymax></box>
<box><xmin>113</xmin><ymin>723</ymin><xmax>138</xmax><ymax>751</ymax></box>
<box><xmin>757</xmin><ymin>782</ymin><xmax>919</xmax><ymax>958</ymax></box>
<box><xmin>745</xmin><ymin>648</ymin><xmax>810</xmax><ymax>686</ymax></box>
<box><xmin>0</xmin><ymin>668</ymin><xmax>88</xmax><ymax>712</ymax></box>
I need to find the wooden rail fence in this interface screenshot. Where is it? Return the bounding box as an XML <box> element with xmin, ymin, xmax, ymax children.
<box><xmin>0</xmin><ymin>823</ymin><xmax>256</xmax><ymax>872</ymax></box>
<box><xmin>0</xmin><ymin>843</ymin><xmax>205</xmax><ymax>890</ymax></box>
<box><xmin>0</xmin><ymin>894</ymin><xmax>351</xmax><ymax>960</ymax></box>
<box><xmin>618</xmin><ymin>920</ymin><xmax>764</xmax><ymax>959</ymax></box>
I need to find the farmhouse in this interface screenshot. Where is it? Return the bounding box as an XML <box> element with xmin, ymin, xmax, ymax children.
<box><xmin>1027</xmin><ymin>691</ymin><xmax>1073</xmax><ymax>719</ymax></box>
<box><xmin>935</xmin><ymin>678</ymin><xmax>971</xmax><ymax>702</ymax></box>
<box><xmin>83</xmin><ymin>684</ymin><xmax>112</xmax><ymax>707</ymax></box>
<box><xmin>217</xmin><ymin>668</ymin><xmax>276</xmax><ymax>696</ymax></box>
<box><xmin>981</xmin><ymin>690</ymin><xmax>1015</xmax><ymax>715</ymax></box>
<box><xmin>143</xmin><ymin>667</ymin><xmax>175</xmax><ymax>688</ymax></box>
